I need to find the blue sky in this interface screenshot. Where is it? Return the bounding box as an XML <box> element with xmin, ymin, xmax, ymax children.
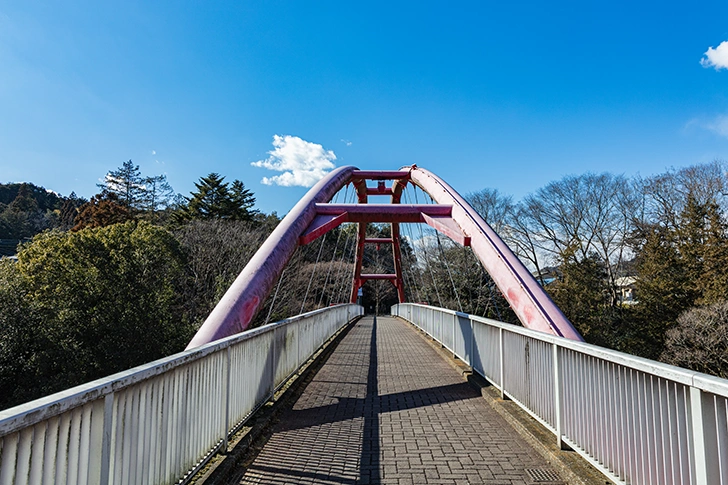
<box><xmin>2</xmin><ymin>1</ymin><xmax>728</xmax><ymax>214</ymax></box>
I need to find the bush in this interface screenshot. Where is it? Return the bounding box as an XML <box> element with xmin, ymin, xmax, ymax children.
<box><xmin>660</xmin><ymin>301</ymin><xmax>728</xmax><ymax>377</ymax></box>
<box><xmin>0</xmin><ymin>221</ymin><xmax>195</xmax><ymax>409</ymax></box>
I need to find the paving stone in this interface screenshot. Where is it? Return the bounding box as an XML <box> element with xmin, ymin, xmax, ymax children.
<box><xmin>235</xmin><ymin>316</ymin><xmax>562</xmax><ymax>484</ymax></box>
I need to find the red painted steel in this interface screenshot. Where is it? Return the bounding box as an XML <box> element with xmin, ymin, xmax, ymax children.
<box><xmin>315</xmin><ymin>203</ymin><xmax>452</xmax><ymax>221</ymax></box>
<box><xmin>421</xmin><ymin>213</ymin><xmax>472</xmax><ymax>247</ymax></box>
<box><xmin>186</xmin><ymin>166</ymin><xmax>357</xmax><ymax>349</ymax></box>
<box><xmin>350</xmin><ymin>222</ymin><xmax>367</xmax><ymax>303</ymax></box>
<box><xmin>360</xmin><ymin>274</ymin><xmax>398</xmax><ymax>280</ymax></box>
<box><xmin>406</xmin><ymin>166</ymin><xmax>584</xmax><ymax>341</ymax></box>
<box><xmin>351</xmin><ymin>170</ymin><xmax>411</xmax><ymax>180</ymax></box>
<box><xmin>366</xmin><ymin>187</ymin><xmax>393</xmax><ymax>195</ymax></box>
<box><xmin>299</xmin><ymin>213</ymin><xmax>348</xmax><ymax>245</ymax></box>
<box><xmin>187</xmin><ymin>164</ymin><xmax>584</xmax><ymax>349</ymax></box>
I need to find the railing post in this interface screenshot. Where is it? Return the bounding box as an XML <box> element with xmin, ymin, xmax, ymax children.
<box><xmin>452</xmin><ymin>313</ymin><xmax>456</xmax><ymax>359</ymax></box>
<box><xmin>99</xmin><ymin>392</ymin><xmax>114</xmax><ymax>485</ymax></box>
<box><xmin>499</xmin><ymin>327</ymin><xmax>505</xmax><ymax>399</ymax></box>
<box><xmin>690</xmin><ymin>387</ymin><xmax>719</xmax><ymax>484</ymax></box>
<box><xmin>470</xmin><ymin>317</ymin><xmax>474</xmax><ymax>369</ymax></box>
<box><xmin>553</xmin><ymin>343</ymin><xmax>565</xmax><ymax>449</ymax></box>
<box><xmin>223</xmin><ymin>347</ymin><xmax>231</xmax><ymax>452</ymax></box>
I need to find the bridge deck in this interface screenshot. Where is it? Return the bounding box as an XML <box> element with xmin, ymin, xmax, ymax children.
<box><xmin>234</xmin><ymin>316</ymin><xmax>564</xmax><ymax>484</ymax></box>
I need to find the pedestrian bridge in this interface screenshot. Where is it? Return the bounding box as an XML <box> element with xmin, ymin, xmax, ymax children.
<box><xmin>2</xmin><ymin>166</ymin><xmax>728</xmax><ymax>485</ymax></box>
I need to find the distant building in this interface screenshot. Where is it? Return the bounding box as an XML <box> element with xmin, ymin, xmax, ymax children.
<box><xmin>615</xmin><ymin>276</ymin><xmax>637</xmax><ymax>304</ymax></box>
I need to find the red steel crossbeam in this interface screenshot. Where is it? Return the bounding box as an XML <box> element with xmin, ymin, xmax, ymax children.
<box><xmin>346</xmin><ymin>169</ymin><xmax>409</xmax><ymax>304</ymax></box>
<box><xmin>299</xmin><ymin>204</ymin><xmax>464</xmax><ymax>245</ymax></box>
<box><xmin>186</xmin><ymin>164</ymin><xmax>584</xmax><ymax>350</ymax></box>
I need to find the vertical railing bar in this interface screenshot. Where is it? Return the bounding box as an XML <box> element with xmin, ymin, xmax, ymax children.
<box><xmin>553</xmin><ymin>342</ymin><xmax>563</xmax><ymax>448</ymax></box>
<box><xmin>224</xmin><ymin>347</ymin><xmax>231</xmax><ymax>453</ymax></box>
<box><xmin>99</xmin><ymin>392</ymin><xmax>114</xmax><ymax>485</ymax></box>
<box><xmin>499</xmin><ymin>327</ymin><xmax>504</xmax><ymax>397</ymax></box>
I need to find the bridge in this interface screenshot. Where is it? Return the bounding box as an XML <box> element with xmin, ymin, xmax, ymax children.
<box><xmin>1</xmin><ymin>166</ymin><xmax>728</xmax><ymax>485</ymax></box>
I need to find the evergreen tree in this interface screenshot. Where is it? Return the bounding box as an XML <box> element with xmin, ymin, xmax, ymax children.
<box><xmin>698</xmin><ymin>201</ymin><xmax>728</xmax><ymax>305</ymax></box>
<box><xmin>631</xmin><ymin>225</ymin><xmax>691</xmax><ymax>358</ymax></box>
<box><xmin>228</xmin><ymin>180</ymin><xmax>258</xmax><ymax>221</ymax></box>
<box><xmin>98</xmin><ymin>160</ymin><xmax>146</xmax><ymax>211</ymax></box>
<box><xmin>180</xmin><ymin>173</ymin><xmax>257</xmax><ymax>221</ymax></box>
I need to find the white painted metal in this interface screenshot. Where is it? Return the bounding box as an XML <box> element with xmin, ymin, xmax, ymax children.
<box><xmin>392</xmin><ymin>302</ymin><xmax>728</xmax><ymax>485</ymax></box>
<box><xmin>0</xmin><ymin>304</ymin><xmax>362</xmax><ymax>485</ymax></box>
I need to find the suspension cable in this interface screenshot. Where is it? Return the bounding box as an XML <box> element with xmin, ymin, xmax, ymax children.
<box><xmin>318</xmin><ymin>185</ymin><xmax>347</xmax><ymax>307</ymax></box>
<box><xmin>425</xmin><ymin>191</ymin><xmax>464</xmax><ymax>312</ymax></box>
<box><xmin>435</xmin><ymin>230</ymin><xmax>464</xmax><ymax>312</ymax></box>
<box><xmin>331</xmin><ymin>224</ymin><xmax>353</xmax><ymax>304</ymax></box>
<box><xmin>402</xmin><ymin>189</ymin><xmax>431</xmax><ymax>303</ymax></box>
<box><xmin>411</xmin><ymin>186</ymin><xmax>443</xmax><ymax>307</ymax></box>
<box><xmin>301</xmin><ymin>232</ymin><xmax>327</xmax><ymax>314</ymax></box>
<box><xmin>332</xmin><ymin>186</ymin><xmax>356</xmax><ymax>304</ymax></box>
<box><xmin>264</xmin><ymin>268</ymin><xmax>286</xmax><ymax>324</ymax></box>
<box><xmin>399</xmin><ymin>229</ymin><xmax>422</xmax><ymax>302</ymax></box>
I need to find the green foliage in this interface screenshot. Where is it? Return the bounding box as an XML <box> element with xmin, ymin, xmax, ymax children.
<box><xmin>0</xmin><ymin>259</ymin><xmax>37</xmax><ymax>407</ymax></box>
<box><xmin>98</xmin><ymin>160</ymin><xmax>147</xmax><ymax>210</ymax></box>
<box><xmin>547</xmin><ymin>254</ymin><xmax>611</xmax><ymax>341</ymax></box>
<box><xmin>92</xmin><ymin>160</ymin><xmax>178</xmax><ymax>224</ymax></box>
<box><xmin>0</xmin><ymin>222</ymin><xmax>195</xmax><ymax>409</ymax></box>
<box><xmin>627</xmin><ymin>194</ymin><xmax>728</xmax><ymax>359</ymax></box>
<box><xmin>0</xmin><ymin>182</ymin><xmax>76</xmax><ymax>243</ymax></box>
<box><xmin>178</xmin><ymin>173</ymin><xmax>258</xmax><ymax>222</ymax></box>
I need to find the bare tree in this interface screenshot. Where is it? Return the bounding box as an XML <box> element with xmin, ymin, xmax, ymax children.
<box><xmin>516</xmin><ymin>173</ymin><xmax>637</xmax><ymax>304</ymax></box>
<box><xmin>661</xmin><ymin>301</ymin><xmax>728</xmax><ymax>378</ymax></box>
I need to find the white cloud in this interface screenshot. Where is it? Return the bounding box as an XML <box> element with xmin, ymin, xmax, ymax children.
<box><xmin>706</xmin><ymin>114</ymin><xmax>728</xmax><ymax>138</ymax></box>
<box><xmin>341</xmin><ymin>139</ymin><xmax>352</xmax><ymax>146</ymax></box>
<box><xmin>151</xmin><ymin>150</ymin><xmax>156</xmax><ymax>155</ymax></box>
<box><xmin>701</xmin><ymin>41</ymin><xmax>728</xmax><ymax>70</ymax></box>
<box><xmin>252</xmin><ymin>135</ymin><xmax>337</xmax><ymax>187</ymax></box>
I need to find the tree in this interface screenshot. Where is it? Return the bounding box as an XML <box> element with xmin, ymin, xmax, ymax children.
<box><xmin>545</xmin><ymin>252</ymin><xmax>620</xmax><ymax>347</ymax></box>
<box><xmin>179</xmin><ymin>173</ymin><xmax>258</xmax><ymax>222</ymax></box>
<box><xmin>519</xmin><ymin>173</ymin><xmax>636</xmax><ymax>305</ymax></box>
<box><xmin>0</xmin><ymin>259</ymin><xmax>39</xmax><ymax>408</ymax></box>
<box><xmin>630</xmin><ymin>224</ymin><xmax>691</xmax><ymax>358</ymax></box>
<box><xmin>57</xmin><ymin>192</ymin><xmax>86</xmax><ymax>230</ymax></box>
<box><xmin>72</xmin><ymin>193</ymin><xmax>131</xmax><ymax>231</ymax></box>
<box><xmin>0</xmin><ymin>221</ymin><xmax>195</xmax><ymax>408</ymax></box>
<box><xmin>661</xmin><ymin>301</ymin><xmax>728</xmax><ymax>377</ymax></box>
<box><xmin>175</xmin><ymin>219</ymin><xmax>274</xmax><ymax>324</ymax></box>
<box><xmin>229</xmin><ymin>180</ymin><xmax>258</xmax><ymax>221</ymax></box>
<box><xmin>0</xmin><ymin>182</ymin><xmax>66</xmax><ymax>240</ymax></box>
<box><xmin>700</xmin><ymin>202</ymin><xmax>728</xmax><ymax>304</ymax></box>
<box><xmin>99</xmin><ymin>160</ymin><xmax>147</xmax><ymax>211</ymax></box>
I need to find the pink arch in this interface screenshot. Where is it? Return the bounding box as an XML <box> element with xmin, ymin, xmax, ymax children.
<box><xmin>407</xmin><ymin>166</ymin><xmax>583</xmax><ymax>341</ymax></box>
<box><xmin>186</xmin><ymin>165</ymin><xmax>582</xmax><ymax>349</ymax></box>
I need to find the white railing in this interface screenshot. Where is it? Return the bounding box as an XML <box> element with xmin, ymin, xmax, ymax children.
<box><xmin>0</xmin><ymin>304</ymin><xmax>363</xmax><ymax>485</ymax></box>
<box><xmin>392</xmin><ymin>303</ymin><xmax>728</xmax><ymax>485</ymax></box>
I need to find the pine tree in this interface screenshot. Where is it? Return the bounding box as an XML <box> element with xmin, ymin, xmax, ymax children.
<box><xmin>228</xmin><ymin>180</ymin><xmax>257</xmax><ymax>221</ymax></box>
<box><xmin>700</xmin><ymin>202</ymin><xmax>728</xmax><ymax>304</ymax></box>
<box><xmin>98</xmin><ymin>160</ymin><xmax>146</xmax><ymax>211</ymax></box>
<box><xmin>180</xmin><ymin>173</ymin><xmax>258</xmax><ymax>221</ymax></box>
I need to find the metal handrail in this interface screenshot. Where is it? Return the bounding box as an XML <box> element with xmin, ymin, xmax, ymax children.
<box><xmin>392</xmin><ymin>302</ymin><xmax>728</xmax><ymax>485</ymax></box>
<box><xmin>0</xmin><ymin>303</ymin><xmax>363</xmax><ymax>485</ymax></box>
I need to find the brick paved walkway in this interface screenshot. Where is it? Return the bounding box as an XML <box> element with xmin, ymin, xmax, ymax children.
<box><xmin>235</xmin><ymin>316</ymin><xmax>564</xmax><ymax>484</ymax></box>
